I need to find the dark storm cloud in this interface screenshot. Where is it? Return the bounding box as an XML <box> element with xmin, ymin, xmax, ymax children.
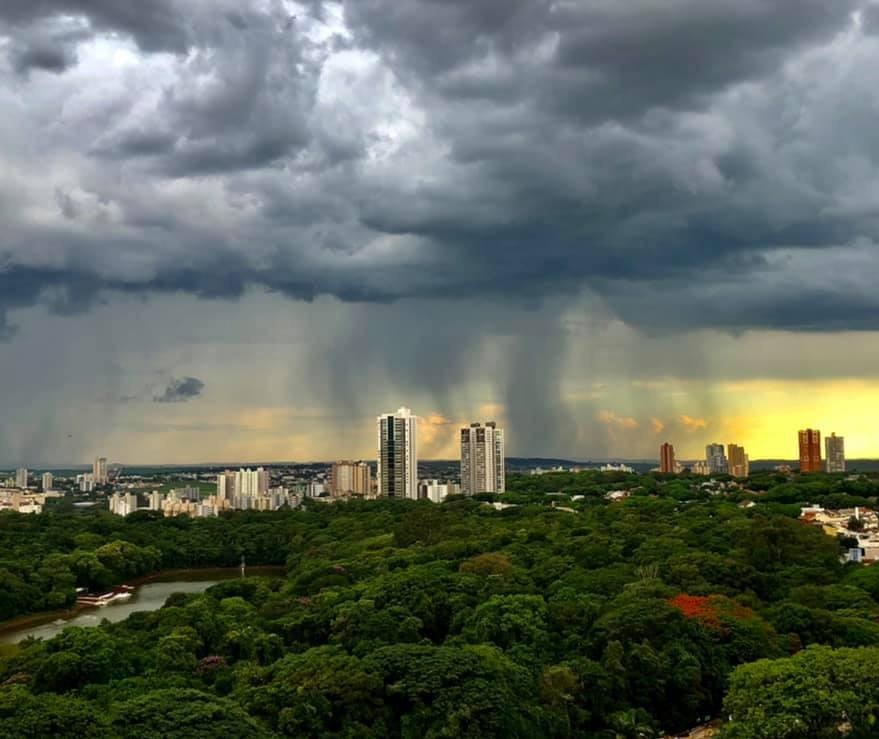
<box><xmin>342</xmin><ymin>0</ymin><xmax>857</xmax><ymax>119</ymax></box>
<box><xmin>154</xmin><ymin>376</ymin><xmax>205</xmax><ymax>404</ymax></box>
<box><xmin>0</xmin><ymin>0</ymin><xmax>188</xmax><ymax>53</ymax></box>
<box><xmin>10</xmin><ymin>40</ymin><xmax>77</xmax><ymax>75</ymax></box>
<box><xmin>0</xmin><ymin>0</ymin><xmax>878</xmax><ymax>347</ymax></box>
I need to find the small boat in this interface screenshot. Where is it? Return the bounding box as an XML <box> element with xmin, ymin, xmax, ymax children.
<box><xmin>76</xmin><ymin>589</ymin><xmax>134</xmax><ymax>607</ymax></box>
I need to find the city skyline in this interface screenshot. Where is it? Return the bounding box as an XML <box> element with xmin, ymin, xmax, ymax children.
<box><xmin>0</xmin><ymin>417</ymin><xmax>865</xmax><ymax>468</ymax></box>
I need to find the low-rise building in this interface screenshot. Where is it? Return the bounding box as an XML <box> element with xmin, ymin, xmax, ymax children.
<box><xmin>418</xmin><ymin>479</ymin><xmax>461</xmax><ymax>503</ymax></box>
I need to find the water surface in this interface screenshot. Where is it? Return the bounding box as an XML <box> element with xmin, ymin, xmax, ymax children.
<box><xmin>0</xmin><ymin>568</ymin><xmax>280</xmax><ymax>644</ymax></box>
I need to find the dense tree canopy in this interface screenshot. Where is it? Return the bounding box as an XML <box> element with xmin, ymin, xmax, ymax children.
<box><xmin>1</xmin><ymin>469</ymin><xmax>878</xmax><ymax>737</ymax></box>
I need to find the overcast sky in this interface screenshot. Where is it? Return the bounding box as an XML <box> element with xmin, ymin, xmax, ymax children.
<box><xmin>2</xmin><ymin>0</ymin><xmax>879</xmax><ymax>465</ymax></box>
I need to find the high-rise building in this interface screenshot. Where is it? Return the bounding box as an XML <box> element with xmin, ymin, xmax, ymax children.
<box><xmin>660</xmin><ymin>443</ymin><xmax>676</xmax><ymax>474</ymax></box>
<box><xmin>41</xmin><ymin>472</ymin><xmax>54</xmax><ymax>492</ymax></box>
<box><xmin>728</xmin><ymin>444</ymin><xmax>750</xmax><ymax>478</ymax></box>
<box><xmin>377</xmin><ymin>407</ymin><xmax>418</xmax><ymax>499</ymax></box>
<box><xmin>217</xmin><ymin>473</ymin><xmax>232</xmax><ymax>501</ymax></box>
<box><xmin>331</xmin><ymin>461</ymin><xmax>372</xmax><ymax>497</ymax></box>
<box><xmin>15</xmin><ymin>468</ymin><xmax>28</xmax><ymax>489</ymax></box>
<box><xmin>705</xmin><ymin>443</ymin><xmax>728</xmax><ymax>474</ymax></box>
<box><xmin>799</xmin><ymin>429</ymin><xmax>822</xmax><ymax>473</ymax></box>
<box><xmin>460</xmin><ymin>422</ymin><xmax>506</xmax><ymax>495</ymax></box>
<box><xmin>93</xmin><ymin>457</ymin><xmax>108</xmax><ymax>485</ymax></box>
<box><xmin>825</xmin><ymin>433</ymin><xmax>846</xmax><ymax>473</ymax></box>
<box><xmin>217</xmin><ymin>468</ymin><xmax>269</xmax><ymax>501</ymax></box>
<box><xmin>238</xmin><ymin>468</ymin><xmax>269</xmax><ymax>497</ymax></box>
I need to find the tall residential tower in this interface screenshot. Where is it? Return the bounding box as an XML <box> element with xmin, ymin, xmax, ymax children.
<box><xmin>825</xmin><ymin>433</ymin><xmax>845</xmax><ymax>473</ymax></box>
<box><xmin>460</xmin><ymin>422</ymin><xmax>505</xmax><ymax>495</ymax></box>
<box><xmin>93</xmin><ymin>457</ymin><xmax>108</xmax><ymax>485</ymax></box>
<box><xmin>705</xmin><ymin>443</ymin><xmax>728</xmax><ymax>474</ymax></box>
<box><xmin>377</xmin><ymin>407</ymin><xmax>418</xmax><ymax>499</ymax></box>
<box><xmin>331</xmin><ymin>461</ymin><xmax>373</xmax><ymax>498</ymax></box>
<box><xmin>798</xmin><ymin>429</ymin><xmax>822</xmax><ymax>473</ymax></box>
<box><xmin>660</xmin><ymin>443</ymin><xmax>676</xmax><ymax>474</ymax></box>
<box><xmin>727</xmin><ymin>444</ymin><xmax>750</xmax><ymax>478</ymax></box>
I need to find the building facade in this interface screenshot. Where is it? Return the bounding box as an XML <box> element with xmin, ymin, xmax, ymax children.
<box><xmin>41</xmin><ymin>472</ymin><xmax>54</xmax><ymax>492</ymax></box>
<box><xmin>15</xmin><ymin>468</ymin><xmax>28</xmax><ymax>489</ymax></box>
<box><xmin>217</xmin><ymin>467</ymin><xmax>269</xmax><ymax>502</ymax></box>
<box><xmin>825</xmin><ymin>433</ymin><xmax>846</xmax><ymax>473</ymax></box>
<box><xmin>705</xmin><ymin>443</ymin><xmax>728</xmax><ymax>474</ymax></box>
<box><xmin>727</xmin><ymin>444</ymin><xmax>750</xmax><ymax>478</ymax></box>
<box><xmin>460</xmin><ymin>422</ymin><xmax>506</xmax><ymax>495</ymax></box>
<box><xmin>93</xmin><ymin>457</ymin><xmax>108</xmax><ymax>485</ymax></box>
<box><xmin>418</xmin><ymin>479</ymin><xmax>461</xmax><ymax>503</ymax></box>
<box><xmin>377</xmin><ymin>407</ymin><xmax>418</xmax><ymax>499</ymax></box>
<box><xmin>330</xmin><ymin>461</ymin><xmax>372</xmax><ymax>497</ymax></box>
<box><xmin>660</xmin><ymin>443</ymin><xmax>676</xmax><ymax>474</ymax></box>
<box><xmin>799</xmin><ymin>429</ymin><xmax>822</xmax><ymax>473</ymax></box>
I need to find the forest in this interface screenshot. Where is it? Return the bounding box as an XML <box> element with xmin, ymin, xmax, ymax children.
<box><xmin>1</xmin><ymin>469</ymin><xmax>879</xmax><ymax>738</ymax></box>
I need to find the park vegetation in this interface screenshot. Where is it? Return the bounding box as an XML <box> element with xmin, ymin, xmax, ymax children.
<box><xmin>1</xmin><ymin>469</ymin><xmax>879</xmax><ymax>737</ymax></box>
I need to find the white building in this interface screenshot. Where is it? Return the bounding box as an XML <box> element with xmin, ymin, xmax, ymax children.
<box><xmin>705</xmin><ymin>444</ymin><xmax>728</xmax><ymax>474</ymax></box>
<box><xmin>377</xmin><ymin>407</ymin><xmax>419</xmax><ymax>499</ymax></box>
<box><xmin>600</xmin><ymin>463</ymin><xmax>635</xmax><ymax>474</ymax></box>
<box><xmin>93</xmin><ymin>457</ymin><xmax>108</xmax><ymax>485</ymax></box>
<box><xmin>148</xmin><ymin>490</ymin><xmax>164</xmax><ymax>511</ymax></box>
<box><xmin>218</xmin><ymin>467</ymin><xmax>269</xmax><ymax>502</ymax></box>
<box><xmin>77</xmin><ymin>473</ymin><xmax>95</xmax><ymax>493</ymax></box>
<box><xmin>460</xmin><ymin>422</ymin><xmax>505</xmax><ymax>495</ymax></box>
<box><xmin>41</xmin><ymin>472</ymin><xmax>54</xmax><ymax>492</ymax></box>
<box><xmin>15</xmin><ymin>468</ymin><xmax>28</xmax><ymax>489</ymax></box>
<box><xmin>307</xmin><ymin>481</ymin><xmax>327</xmax><ymax>498</ymax></box>
<box><xmin>237</xmin><ymin>467</ymin><xmax>269</xmax><ymax>497</ymax></box>
<box><xmin>419</xmin><ymin>479</ymin><xmax>461</xmax><ymax>504</ymax></box>
<box><xmin>217</xmin><ymin>473</ymin><xmax>231</xmax><ymax>501</ymax></box>
<box><xmin>109</xmin><ymin>492</ymin><xmax>138</xmax><ymax>516</ymax></box>
<box><xmin>825</xmin><ymin>433</ymin><xmax>846</xmax><ymax>473</ymax></box>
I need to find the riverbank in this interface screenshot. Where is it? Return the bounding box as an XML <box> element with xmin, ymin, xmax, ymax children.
<box><xmin>0</xmin><ymin>565</ymin><xmax>287</xmax><ymax>643</ymax></box>
<box><xmin>120</xmin><ymin>564</ymin><xmax>287</xmax><ymax>589</ymax></box>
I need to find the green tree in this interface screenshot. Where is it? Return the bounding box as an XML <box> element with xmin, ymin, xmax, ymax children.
<box><xmin>722</xmin><ymin>645</ymin><xmax>879</xmax><ymax>738</ymax></box>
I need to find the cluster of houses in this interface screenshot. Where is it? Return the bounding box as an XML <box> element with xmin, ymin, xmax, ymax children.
<box><xmin>800</xmin><ymin>505</ymin><xmax>879</xmax><ymax>562</ymax></box>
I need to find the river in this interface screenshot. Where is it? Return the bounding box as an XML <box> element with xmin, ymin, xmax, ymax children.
<box><xmin>0</xmin><ymin>567</ymin><xmax>284</xmax><ymax>645</ymax></box>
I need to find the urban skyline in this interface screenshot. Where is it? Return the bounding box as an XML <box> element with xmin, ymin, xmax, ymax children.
<box><xmin>0</xmin><ymin>421</ymin><xmax>864</xmax><ymax>470</ymax></box>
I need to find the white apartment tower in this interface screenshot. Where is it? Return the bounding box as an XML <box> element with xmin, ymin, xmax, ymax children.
<box><xmin>41</xmin><ymin>472</ymin><xmax>54</xmax><ymax>492</ymax></box>
<box><xmin>705</xmin><ymin>444</ymin><xmax>728</xmax><ymax>475</ymax></box>
<box><xmin>377</xmin><ymin>407</ymin><xmax>418</xmax><ymax>499</ymax></box>
<box><xmin>93</xmin><ymin>457</ymin><xmax>108</xmax><ymax>485</ymax></box>
<box><xmin>460</xmin><ymin>422</ymin><xmax>506</xmax><ymax>495</ymax></box>
<box><xmin>15</xmin><ymin>468</ymin><xmax>28</xmax><ymax>489</ymax></box>
<box><xmin>217</xmin><ymin>468</ymin><xmax>269</xmax><ymax>500</ymax></box>
<box><xmin>217</xmin><ymin>473</ymin><xmax>232</xmax><ymax>501</ymax></box>
<box><xmin>825</xmin><ymin>433</ymin><xmax>846</xmax><ymax>473</ymax></box>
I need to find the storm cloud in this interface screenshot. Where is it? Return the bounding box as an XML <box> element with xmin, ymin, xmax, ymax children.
<box><xmin>1</xmin><ymin>1</ymin><xmax>879</xmax><ymax>461</ymax></box>
<box><xmin>154</xmin><ymin>376</ymin><xmax>205</xmax><ymax>404</ymax></box>
<box><xmin>0</xmin><ymin>0</ymin><xmax>877</xmax><ymax>338</ymax></box>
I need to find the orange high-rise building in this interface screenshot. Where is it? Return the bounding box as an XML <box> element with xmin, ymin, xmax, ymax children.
<box><xmin>660</xmin><ymin>443</ymin><xmax>676</xmax><ymax>474</ymax></box>
<box><xmin>798</xmin><ymin>429</ymin><xmax>822</xmax><ymax>473</ymax></box>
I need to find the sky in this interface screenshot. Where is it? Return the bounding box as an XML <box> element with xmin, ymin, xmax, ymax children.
<box><xmin>1</xmin><ymin>1</ymin><xmax>879</xmax><ymax>465</ymax></box>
